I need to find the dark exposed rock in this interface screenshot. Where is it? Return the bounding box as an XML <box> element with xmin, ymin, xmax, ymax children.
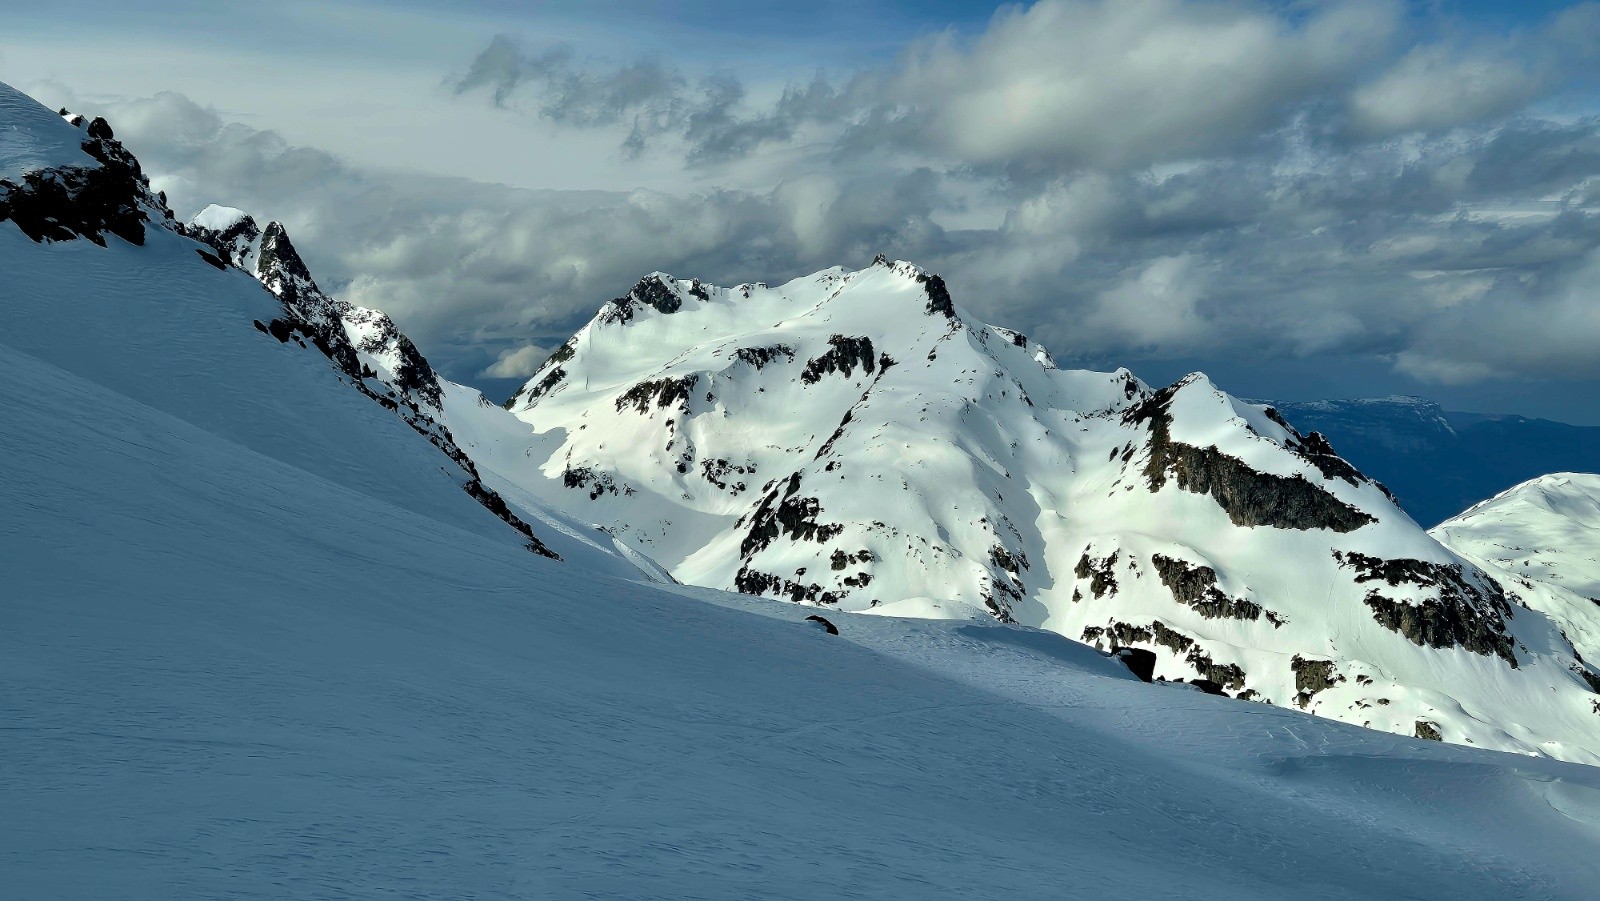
<box><xmin>918</xmin><ymin>272</ymin><xmax>956</xmax><ymax>318</ymax></box>
<box><xmin>563</xmin><ymin>465</ymin><xmax>622</xmax><ymax>500</ymax></box>
<box><xmin>1150</xmin><ymin>621</ymin><xmax>1195</xmax><ymax>655</ymax></box>
<box><xmin>598</xmin><ymin>274</ymin><xmax>691</xmax><ymax>324</ymax></box>
<box><xmin>1185</xmin><ymin>647</ymin><xmax>1247</xmax><ymax>691</ymax></box>
<box><xmin>616</xmin><ymin>374</ymin><xmax>699</xmax><ymax>415</ymax></box>
<box><xmin>831</xmin><ymin>549</ymin><xmax>875</xmax><ymax>571</ymax></box>
<box><xmin>735</xmin><ymin>344</ymin><xmax>796</xmax><ymax>369</ymax></box>
<box><xmin>816</xmin><ymin>409</ymin><xmax>855</xmax><ymax>459</ymax></box>
<box><xmin>735</xmin><ymin>565</ymin><xmax>840</xmax><ymax>606</ymax></box>
<box><xmin>1073</xmin><ymin>550</ymin><xmax>1119</xmax><ymax>601</ymax></box>
<box><xmin>525</xmin><ymin>366</ymin><xmax>567</xmax><ymax>401</ymax></box>
<box><xmin>740</xmin><ymin>473</ymin><xmax>845</xmax><ymax>558</ymax></box>
<box><xmin>806</xmin><ymin>614</ymin><xmax>839</xmax><ymax>635</ymax></box>
<box><xmin>993</xmin><ymin>327</ymin><xmax>1029</xmax><ymax>348</ymax></box>
<box><xmin>1115</xmin><ymin>647</ymin><xmax>1157</xmax><ymax>682</ymax></box>
<box><xmin>1151</xmin><ymin>554</ymin><xmax>1264</xmax><ymax>622</ymax></box>
<box><xmin>1414</xmin><ymin>720</ymin><xmax>1443</xmax><ymax>741</ymax></box>
<box><xmin>1125</xmin><ymin>385</ymin><xmax>1376</xmax><ymax>533</ymax></box>
<box><xmin>801</xmin><ymin>335</ymin><xmax>876</xmax><ymax>385</ymax></box>
<box><xmin>252</xmin><ymin>222</ymin><xmax>365</xmax><ymax>380</ymax></box>
<box><xmin>342</xmin><ymin>306</ymin><xmax>445</xmax><ymax>409</ymax></box>
<box><xmin>1291</xmin><ymin>656</ymin><xmax>1344</xmax><ymax>708</ymax></box>
<box><xmin>1262</xmin><ymin>406</ymin><xmax>1295</xmax><ymax>433</ymax></box>
<box><xmin>507</xmin><ymin>343</ymin><xmax>578</xmax><ymax>408</ymax></box>
<box><xmin>1294</xmin><ymin>431</ymin><xmax>1365</xmax><ymax>486</ymax></box>
<box><xmin>1574</xmin><ymin>665</ymin><xmax>1600</xmax><ymax>694</ymax></box>
<box><xmin>701</xmin><ymin>458</ymin><xmax>754</xmax><ymax>492</ymax></box>
<box><xmin>1333</xmin><ymin>551</ymin><xmax>1517</xmax><ymax>665</ymax></box>
<box><xmin>990</xmin><ymin>544</ymin><xmax>1030</xmax><ymax>574</ymax></box>
<box><xmin>0</xmin><ymin>129</ymin><xmax>159</xmax><ymax>246</ymax></box>
<box><xmin>1096</xmin><ymin>617</ymin><xmax>1245</xmax><ymax>689</ymax></box>
<box><xmin>1188</xmin><ymin>679</ymin><xmax>1226</xmax><ymax>695</ymax></box>
<box><xmin>9</xmin><ymin>107</ymin><xmax>556</xmax><ymax>561</ymax></box>
<box><xmin>185</xmin><ymin>208</ymin><xmax>261</xmax><ymax>267</ymax></box>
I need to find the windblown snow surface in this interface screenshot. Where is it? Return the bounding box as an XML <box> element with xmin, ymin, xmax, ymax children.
<box><xmin>5</xmin><ymin>81</ymin><xmax>1600</xmax><ymax>897</ymax></box>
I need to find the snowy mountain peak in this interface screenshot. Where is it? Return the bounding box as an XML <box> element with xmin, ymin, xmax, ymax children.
<box><xmin>1436</xmin><ymin>473</ymin><xmax>1600</xmax><ymax>604</ymax></box>
<box><xmin>186</xmin><ymin>204</ymin><xmax>260</xmax><ymax>268</ymax></box>
<box><xmin>476</xmin><ymin>261</ymin><xmax>1600</xmax><ymax>761</ymax></box>
<box><xmin>190</xmin><ymin>202</ymin><xmax>251</xmax><ymax>232</ymax></box>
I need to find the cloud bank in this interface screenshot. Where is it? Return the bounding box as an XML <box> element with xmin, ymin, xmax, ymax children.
<box><xmin>60</xmin><ymin>0</ymin><xmax>1600</xmax><ymax>410</ymax></box>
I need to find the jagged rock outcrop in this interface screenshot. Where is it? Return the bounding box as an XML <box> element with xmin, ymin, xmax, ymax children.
<box><xmin>0</xmin><ymin>91</ymin><xmax>557</xmax><ymax>561</ymax></box>
<box><xmin>0</xmin><ymin>111</ymin><xmax>173</xmax><ymax>246</ymax></box>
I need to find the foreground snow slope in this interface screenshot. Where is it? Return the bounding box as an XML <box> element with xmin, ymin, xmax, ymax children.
<box><xmin>485</xmin><ymin>264</ymin><xmax>1600</xmax><ymax>762</ymax></box>
<box><xmin>9</xmin><ymin>313</ymin><xmax>1600</xmax><ymax>899</ymax></box>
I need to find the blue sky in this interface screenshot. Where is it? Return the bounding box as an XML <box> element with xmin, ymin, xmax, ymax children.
<box><xmin>3</xmin><ymin>1</ymin><xmax>1599</xmax><ymax>422</ymax></box>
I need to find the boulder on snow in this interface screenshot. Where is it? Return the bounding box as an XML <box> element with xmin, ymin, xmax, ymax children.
<box><xmin>806</xmin><ymin>614</ymin><xmax>839</xmax><ymax>635</ymax></box>
<box><xmin>1114</xmin><ymin>647</ymin><xmax>1157</xmax><ymax>682</ymax></box>
<box><xmin>1188</xmin><ymin>679</ymin><xmax>1226</xmax><ymax>695</ymax></box>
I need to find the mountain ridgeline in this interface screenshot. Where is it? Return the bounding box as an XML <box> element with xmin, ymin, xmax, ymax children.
<box><xmin>486</xmin><ymin>265</ymin><xmax>1600</xmax><ymax>762</ymax></box>
<box><xmin>6</xmin><ymin>81</ymin><xmax>1600</xmax><ymax>764</ymax></box>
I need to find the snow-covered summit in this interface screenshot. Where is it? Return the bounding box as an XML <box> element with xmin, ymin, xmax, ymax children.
<box><xmin>1436</xmin><ymin>473</ymin><xmax>1600</xmax><ymax>604</ymax></box>
<box><xmin>483</xmin><ymin>260</ymin><xmax>1600</xmax><ymax>762</ymax></box>
<box><xmin>189</xmin><ymin>202</ymin><xmax>250</xmax><ymax>232</ymax></box>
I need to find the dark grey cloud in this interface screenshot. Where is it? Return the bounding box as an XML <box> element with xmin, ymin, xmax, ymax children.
<box><xmin>454</xmin><ymin>1</ymin><xmax>1600</xmax><ymax>180</ymax></box>
<box><xmin>451</xmin><ymin>35</ymin><xmax>851</xmax><ymax>163</ymax></box>
<box><xmin>450</xmin><ymin>35</ymin><xmax>683</xmax><ymax>125</ymax></box>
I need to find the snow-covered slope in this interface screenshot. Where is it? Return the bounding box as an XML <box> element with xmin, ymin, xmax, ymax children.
<box><xmin>1437</xmin><ymin>474</ymin><xmax>1600</xmax><ymax>602</ymax></box>
<box><xmin>8</xmin><ymin>78</ymin><xmax>1600</xmax><ymax>898</ymax></box>
<box><xmin>12</xmin><ymin>337</ymin><xmax>1600</xmax><ymax>898</ymax></box>
<box><xmin>1435</xmin><ymin>474</ymin><xmax>1600</xmax><ymax>684</ymax></box>
<box><xmin>485</xmin><ymin>265</ymin><xmax>1600</xmax><ymax>763</ymax></box>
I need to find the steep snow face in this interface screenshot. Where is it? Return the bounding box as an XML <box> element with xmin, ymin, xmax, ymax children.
<box><xmin>0</xmin><ymin>84</ymin><xmax>98</xmax><ymax>178</ymax></box>
<box><xmin>491</xmin><ymin>263</ymin><xmax>1600</xmax><ymax>762</ymax></box>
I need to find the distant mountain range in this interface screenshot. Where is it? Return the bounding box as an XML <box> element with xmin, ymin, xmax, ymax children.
<box><xmin>1264</xmin><ymin>397</ymin><xmax>1600</xmax><ymax>527</ymax></box>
